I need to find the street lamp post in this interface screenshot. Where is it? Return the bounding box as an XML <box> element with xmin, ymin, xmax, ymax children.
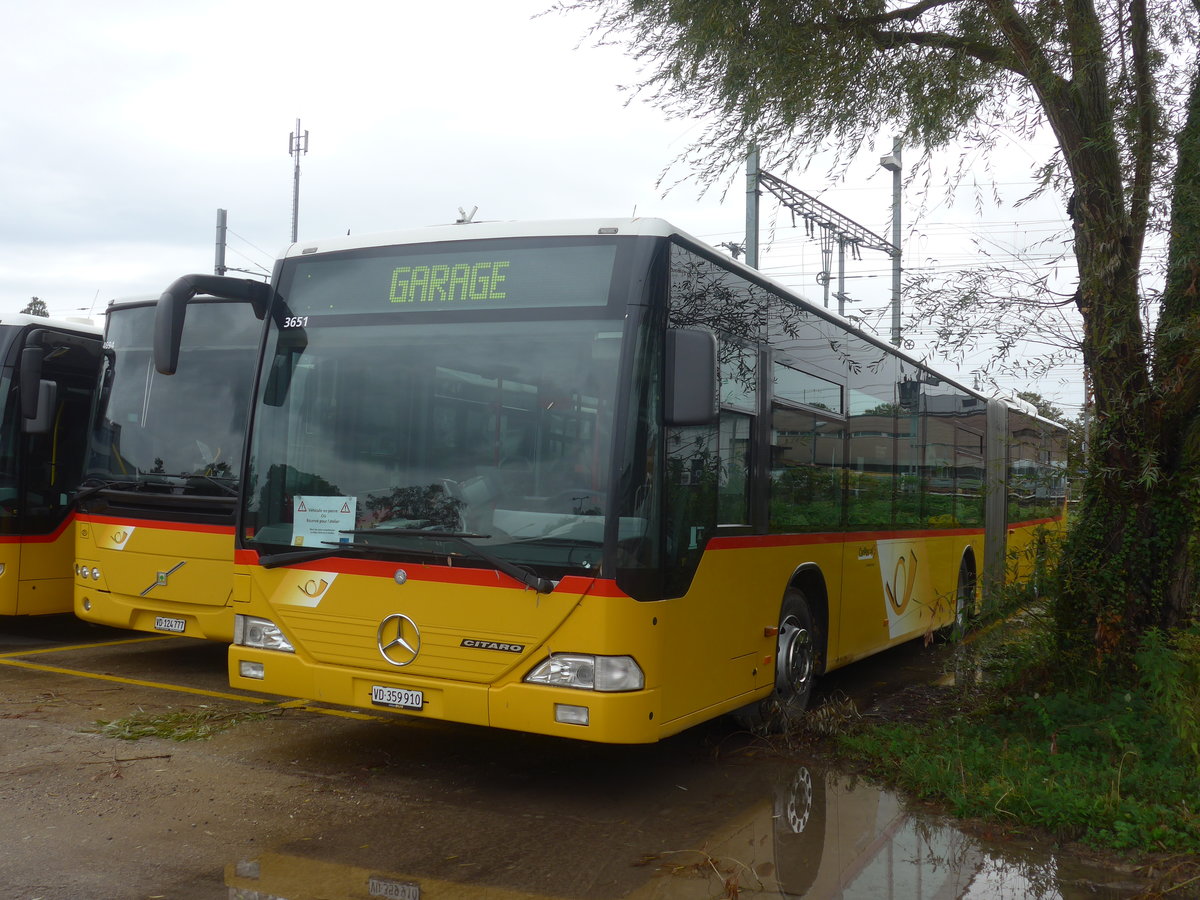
<box><xmin>879</xmin><ymin>139</ymin><xmax>902</xmax><ymax>347</ymax></box>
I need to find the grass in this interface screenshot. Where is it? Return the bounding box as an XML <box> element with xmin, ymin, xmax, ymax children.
<box><xmin>92</xmin><ymin>704</ymin><xmax>268</xmax><ymax>742</ymax></box>
<box><xmin>824</xmin><ymin>603</ymin><xmax>1200</xmax><ymax>860</ymax></box>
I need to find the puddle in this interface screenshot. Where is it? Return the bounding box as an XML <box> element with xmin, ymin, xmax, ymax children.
<box><xmin>223</xmin><ymin>761</ymin><xmax>1141</xmax><ymax>900</ymax></box>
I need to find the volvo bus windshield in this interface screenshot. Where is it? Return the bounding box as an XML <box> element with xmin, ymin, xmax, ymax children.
<box><xmin>243</xmin><ymin>238</ymin><xmax>630</xmax><ymax>579</ymax></box>
<box><xmin>85</xmin><ymin>300</ymin><xmax>258</xmax><ymax>497</ymax></box>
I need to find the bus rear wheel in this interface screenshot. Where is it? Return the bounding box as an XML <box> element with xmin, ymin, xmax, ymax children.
<box><xmin>734</xmin><ymin>588</ymin><xmax>818</xmax><ymax>734</ymax></box>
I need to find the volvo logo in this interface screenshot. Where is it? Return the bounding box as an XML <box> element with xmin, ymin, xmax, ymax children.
<box><xmin>377</xmin><ymin>614</ymin><xmax>421</xmax><ymax>667</ymax></box>
<box><xmin>140</xmin><ymin>561</ymin><xmax>186</xmax><ymax>597</ymax></box>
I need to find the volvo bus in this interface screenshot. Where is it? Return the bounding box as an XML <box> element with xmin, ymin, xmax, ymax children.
<box><xmin>155</xmin><ymin>218</ymin><xmax>1067</xmax><ymax>743</ymax></box>
<box><xmin>0</xmin><ymin>314</ymin><xmax>102</xmax><ymax>616</ymax></box>
<box><xmin>74</xmin><ymin>295</ymin><xmax>260</xmax><ymax>640</ymax></box>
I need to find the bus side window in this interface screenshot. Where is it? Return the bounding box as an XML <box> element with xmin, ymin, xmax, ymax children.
<box><xmin>846</xmin><ymin>344</ymin><xmax>898</xmax><ymax>528</ymax></box>
<box><xmin>718</xmin><ymin>338</ymin><xmax>756</xmax><ymax>526</ymax></box>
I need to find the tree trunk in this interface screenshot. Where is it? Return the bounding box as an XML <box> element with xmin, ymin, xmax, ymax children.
<box><xmin>1055</xmin><ymin>62</ymin><xmax>1200</xmax><ymax>669</ymax></box>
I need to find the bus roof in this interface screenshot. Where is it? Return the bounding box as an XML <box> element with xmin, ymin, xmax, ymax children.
<box><xmin>282</xmin><ymin>218</ymin><xmax>686</xmax><ymax>258</ymax></box>
<box><xmin>0</xmin><ymin>312</ymin><xmax>100</xmax><ymax>336</ymax></box>
<box><xmin>279</xmin><ymin>218</ymin><xmax>1059</xmax><ymax>418</ymax></box>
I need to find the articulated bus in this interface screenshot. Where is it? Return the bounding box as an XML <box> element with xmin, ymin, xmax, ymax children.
<box><xmin>74</xmin><ymin>296</ymin><xmax>259</xmax><ymax>640</ymax></box>
<box><xmin>156</xmin><ymin>219</ymin><xmax>1067</xmax><ymax>743</ymax></box>
<box><xmin>0</xmin><ymin>314</ymin><xmax>102</xmax><ymax>616</ymax></box>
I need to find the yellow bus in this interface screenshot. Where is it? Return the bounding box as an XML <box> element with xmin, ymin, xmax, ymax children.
<box><xmin>0</xmin><ymin>314</ymin><xmax>102</xmax><ymax>616</ymax></box>
<box><xmin>74</xmin><ymin>295</ymin><xmax>260</xmax><ymax>640</ymax></box>
<box><xmin>156</xmin><ymin>219</ymin><xmax>1067</xmax><ymax>742</ymax></box>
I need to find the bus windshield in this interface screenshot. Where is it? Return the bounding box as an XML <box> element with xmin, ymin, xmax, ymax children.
<box><xmin>244</xmin><ymin>241</ymin><xmax>628</xmax><ymax>578</ymax></box>
<box><xmin>86</xmin><ymin>301</ymin><xmax>259</xmax><ymax>496</ymax></box>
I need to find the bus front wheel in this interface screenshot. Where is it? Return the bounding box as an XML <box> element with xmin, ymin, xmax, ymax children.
<box><xmin>734</xmin><ymin>588</ymin><xmax>818</xmax><ymax>734</ymax></box>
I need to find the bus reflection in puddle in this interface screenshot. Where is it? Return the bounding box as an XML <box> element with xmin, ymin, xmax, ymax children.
<box><xmin>223</xmin><ymin>764</ymin><xmax>1129</xmax><ymax>900</ymax></box>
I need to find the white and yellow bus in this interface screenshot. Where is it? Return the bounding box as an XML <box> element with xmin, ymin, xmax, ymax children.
<box><xmin>74</xmin><ymin>295</ymin><xmax>260</xmax><ymax>640</ymax></box>
<box><xmin>156</xmin><ymin>219</ymin><xmax>1067</xmax><ymax>742</ymax></box>
<box><xmin>0</xmin><ymin>314</ymin><xmax>102</xmax><ymax>616</ymax></box>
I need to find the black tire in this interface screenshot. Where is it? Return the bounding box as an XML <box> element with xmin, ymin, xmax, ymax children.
<box><xmin>954</xmin><ymin>555</ymin><xmax>976</xmax><ymax>632</ymax></box>
<box><xmin>734</xmin><ymin>588</ymin><xmax>819</xmax><ymax>734</ymax></box>
<box><xmin>936</xmin><ymin>554</ymin><xmax>976</xmax><ymax>643</ymax></box>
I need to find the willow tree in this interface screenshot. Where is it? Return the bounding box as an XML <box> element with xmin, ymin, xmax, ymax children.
<box><xmin>561</xmin><ymin>0</ymin><xmax>1200</xmax><ymax>664</ymax></box>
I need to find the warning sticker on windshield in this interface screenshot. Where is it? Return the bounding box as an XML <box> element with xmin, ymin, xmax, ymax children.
<box><xmin>292</xmin><ymin>495</ymin><xmax>357</xmax><ymax>547</ymax></box>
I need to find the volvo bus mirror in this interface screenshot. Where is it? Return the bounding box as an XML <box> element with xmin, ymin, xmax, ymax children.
<box><xmin>19</xmin><ymin>345</ymin><xmax>44</xmax><ymax>420</ymax></box>
<box><xmin>155</xmin><ymin>275</ymin><xmax>271</xmax><ymax>375</ymax></box>
<box><xmin>23</xmin><ymin>379</ymin><xmax>58</xmax><ymax>434</ymax></box>
<box><xmin>665</xmin><ymin>328</ymin><xmax>718</xmax><ymax>426</ymax></box>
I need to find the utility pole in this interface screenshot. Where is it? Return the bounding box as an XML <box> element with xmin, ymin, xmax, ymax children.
<box><xmin>752</xmin><ymin>169</ymin><xmax>898</xmax><ymax>318</ymax></box>
<box><xmin>745</xmin><ymin>147</ymin><xmax>760</xmax><ymax>269</ymax></box>
<box><xmin>289</xmin><ymin>119</ymin><xmax>309</xmax><ymax>243</ymax></box>
<box><xmin>214</xmin><ymin>208</ymin><xmax>228</xmax><ymax>276</ymax></box>
<box><xmin>879</xmin><ymin>138</ymin><xmax>903</xmax><ymax>347</ymax></box>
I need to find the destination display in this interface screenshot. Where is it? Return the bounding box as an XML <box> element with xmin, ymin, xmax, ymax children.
<box><xmin>283</xmin><ymin>243</ymin><xmax>618</xmax><ymax>315</ymax></box>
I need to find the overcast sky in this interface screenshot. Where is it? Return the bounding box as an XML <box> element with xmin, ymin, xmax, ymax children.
<box><xmin>0</xmin><ymin>0</ymin><xmax>1086</xmax><ymax>412</ymax></box>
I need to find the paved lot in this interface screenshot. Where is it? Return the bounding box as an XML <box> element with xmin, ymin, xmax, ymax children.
<box><xmin>1</xmin><ymin>615</ymin><xmax>1140</xmax><ymax>900</ymax></box>
<box><xmin>1</xmin><ymin>615</ymin><xmax>811</xmax><ymax>899</ymax></box>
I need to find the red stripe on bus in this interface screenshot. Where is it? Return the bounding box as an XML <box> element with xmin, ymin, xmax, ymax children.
<box><xmin>78</xmin><ymin>513</ymin><xmax>235</xmax><ymax>536</ymax></box>
<box><xmin>0</xmin><ymin>512</ymin><xmax>75</xmax><ymax>544</ymax></box>
<box><xmin>232</xmin><ymin>547</ymin><xmax>629</xmax><ymax>597</ymax></box>
<box><xmin>708</xmin><ymin>515</ymin><xmax>1063</xmax><ymax>551</ymax></box>
<box><xmin>709</xmin><ymin>528</ymin><xmax>984</xmax><ymax>550</ymax></box>
<box><xmin>1008</xmin><ymin>516</ymin><xmax>1064</xmax><ymax>530</ymax></box>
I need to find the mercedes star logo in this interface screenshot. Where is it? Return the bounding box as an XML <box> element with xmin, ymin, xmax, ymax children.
<box><xmin>376</xmin><ymin>613</ymin><xmax>421</xmax><ymax>667</ymax></box>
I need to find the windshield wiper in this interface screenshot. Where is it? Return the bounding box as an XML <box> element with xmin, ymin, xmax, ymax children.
<box><xmin>184</xmin><ymin>473</ymin><xmax>239</xmax><ymax>496</ymax></box>
<box><xmin>74</xmin><ymin>478</ymin><xmax>142</xmax><ymax>502</ymax></box>
<box><xmin>257</xmin><ymin>533</ymin><xmax>458</xmax><ymax>570</ymax></box>
<box><xmin>258</xmin><ymin>544</ymin><xmax>367</xmax><ymax>569</ymax></box>
<box><xmin>341</xmin><ymin>528</ymin><xmax>555</xmax><ymax>594</ymax></box>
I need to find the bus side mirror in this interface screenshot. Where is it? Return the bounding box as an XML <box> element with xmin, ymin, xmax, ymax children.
<box><xmin>22</xmin><ymin>379</ymin><xmax>58</xmax><ymax>434</ymax></box>
<box><xmin>154</xmin><ymin>274</ymin><xmax>271</xmax><ymax>375</ymax></box>
<box><xmin>154</xmin><ymin>285</ymin><xmax>189</xmax><ymax>375</ymax></box>
<box><xmin>19</xmin><ymin>346</ymin><xmax>44</xmax><ymax>421</ymax></box>
<box><xmin>665</xmin><ymin>328</ymin><xmax>719</xmax><ymax>426</ymax></box>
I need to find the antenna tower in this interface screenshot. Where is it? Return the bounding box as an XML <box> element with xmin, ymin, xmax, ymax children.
<box><xmin>289</xmin><ymin>119</ymin><xmax>309</xmax><ymax>243</ymax></box>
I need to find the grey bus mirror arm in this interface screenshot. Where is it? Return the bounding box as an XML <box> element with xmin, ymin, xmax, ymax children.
<box><xmin>154</xmin><ymin>274</ymin><xmax>272</xmax><ymax>375</ymax></box>
<box><xmin>665</xmin><ymin>328</ymin><xmax>719</xmax><ymax>426</ymax></box>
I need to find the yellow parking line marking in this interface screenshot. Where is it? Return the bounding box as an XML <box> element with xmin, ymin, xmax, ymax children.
<box><xmin>1</xmin><ymin>657</ymin><xmax>391</xmax><ymax>722</ymax></box>
<box><xmin>0</xmin><ymin>635</ymin><xmax>173</xmax><ymax>659</ymax></box>
<box><xmin>296</xmin><ymin>703</ymin><xmax>387</xmax><ymax>722</ymax></box>
<box><xmin>0</xmin><ymin>657</ymin><xmax>271</xmax><ymax>704</ymax></box>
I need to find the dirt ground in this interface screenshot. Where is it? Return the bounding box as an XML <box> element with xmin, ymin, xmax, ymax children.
<box><xmin>0</xmin><ymin>615</ymin><xmax>1182</xmax><ymax>900</ymax></box>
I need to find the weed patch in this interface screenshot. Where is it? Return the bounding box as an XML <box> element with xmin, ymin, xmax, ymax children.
<box><xmin>92</xmin><ymin>705</ymin><xmax>267</xmax><ymax>742</ymax></box>
<box><xmin>829</xmin><ymin>610</ymin><xmax>1200</xmax><ymax>857</ymax></box>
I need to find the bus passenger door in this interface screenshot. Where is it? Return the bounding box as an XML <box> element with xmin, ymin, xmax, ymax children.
<box><xmin>17</xmin><ymin>331</ymin><xmax>101</xmax><ymax>613</ymax></box>
<box><xmin>660</xmin><ymin>337</ymin><xmax>764</xmax><ymax>723</ymax></box>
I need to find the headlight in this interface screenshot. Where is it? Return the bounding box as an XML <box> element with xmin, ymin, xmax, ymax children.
<box><xmin>233</xmin><ymin>614</ymin><xmax>294</xmax><ymax>653</ymax></box>
<box><xmin>524</xmin><ymin>654</ymin><xmax>644</xmax><ymax>692</ymax></box>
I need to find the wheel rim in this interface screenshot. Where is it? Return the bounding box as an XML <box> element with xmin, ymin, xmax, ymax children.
<box><xmin>781</xmin><ymin>767</ymin><xmax>814</xmax><ymax>834</ymax></box>
<box><xmin>776</xmin><ymin>615</ymin><xmax>813</xmax><ymax>700</ymax></box>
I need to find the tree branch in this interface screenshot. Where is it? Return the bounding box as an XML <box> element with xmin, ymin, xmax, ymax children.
<box><xmin>850</xmin><ymin>0</ymin><xmax>966</xmax><ymax>26</ymax></box>
<box><xmin>866</xmin><ymin>27</ymin><xmax>1018</xmax><ymax>72</ymax></box>
<box><xmin>1126</xmin><ymin>0</ymin><xmax>1156</xmax><ymax>268</ymax></box>
<box><xmin>980</xmin><ymin>0</ymin><xmax>1089</xmax><ymax>175</ymax></box>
